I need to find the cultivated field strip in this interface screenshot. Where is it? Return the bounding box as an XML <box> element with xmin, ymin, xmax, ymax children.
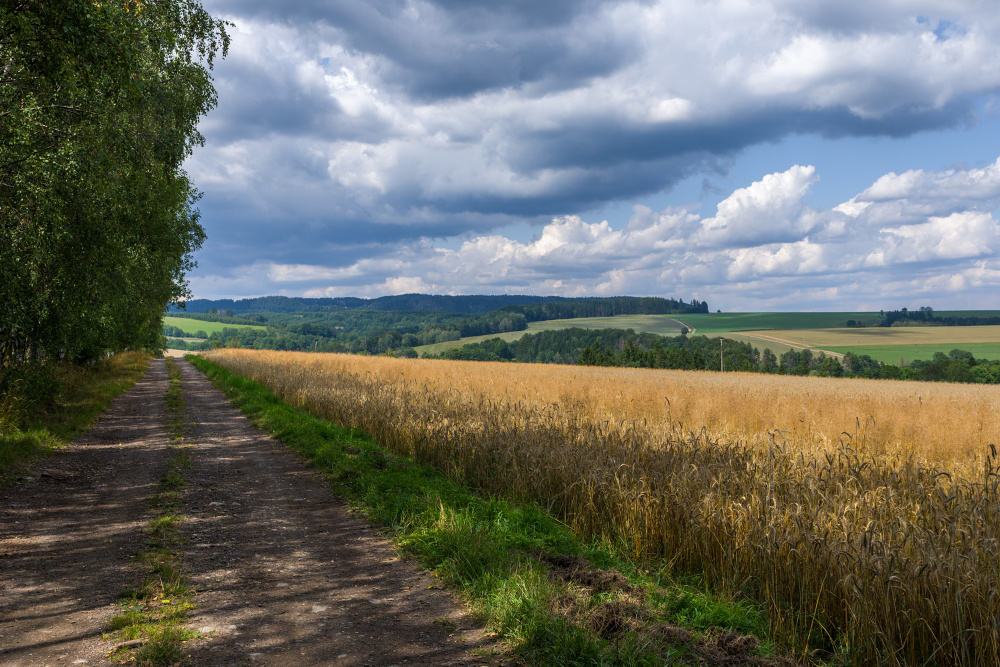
<box><xmin>206</xmin><ymin>350</ymin><xmax>1000</xmax><ymax>665</ymax></box>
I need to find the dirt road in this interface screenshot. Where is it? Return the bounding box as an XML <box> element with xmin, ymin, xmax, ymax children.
<box><xmin>0</xmin><ymin>358</ymin><xmax>494</xmax><ymax>666</ymax></box>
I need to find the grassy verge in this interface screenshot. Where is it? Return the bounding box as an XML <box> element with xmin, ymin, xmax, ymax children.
<box><xmin>188</xmin><ymin>355</ymin><xmax>782</xmax><ymax>666</ymax></box>
<box><xmin>108</xmin><ymin>358</ymin><xmax>197</xmax><ymax>665</ymax></box>
<box><xmin>0</xmin><ymin>352</ymin><xmax>151</xmax><ymax>485</ymax></box>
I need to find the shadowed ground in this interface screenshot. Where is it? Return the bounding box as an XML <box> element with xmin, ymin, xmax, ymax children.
<box><xmin>0</xmin><ymin>358</ymin><xmax>496</xmax><ymax>666</ymax></box>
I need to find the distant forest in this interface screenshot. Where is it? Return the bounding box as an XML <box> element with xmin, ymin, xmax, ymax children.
<box><xmin>171</xmin><ymin>293</ymin><xmax>708</xmax><ymax>316</ymax></box>
<box><xmin>174</xmin><ymin>293</ymin><xmax>575</xmax><ymax>314</ymax></box>
<box><xmin>877</xmin><ymin>306</ymin><xmax>1000</xmax><ymax>327</ymax></box>
<box><xmin>164</xmin><ymin>296</ymin><xmax>708</xmax><ymax>354</ymax></box>
<box><xmin>430</xmin><ymin>328</ymin><xmax>1000</xmax><ymax>385</ymax></box>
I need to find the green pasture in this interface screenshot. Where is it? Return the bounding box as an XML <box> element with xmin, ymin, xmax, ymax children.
<box><xmin>727</xmin><ymin>325</ymin><xmax>1000</xmax><ymax>365</ymax></box>
<box><xmin>409</xmin><ymin>311</ymin><xmax>1000</xmax><ymax>363</ymax></box>
<box><xmin>671</xmin><ymin>312</ymin><xmax>882</xmax><ymax>334</ymax></box>
<box><xmin>824</xmin><ymin>343</ymin><xmax>1000</xmax><ymax>364</ymax></box>
<box><xmin>415</xmin><ymin>314</ymin><xmax>688</xmax><ymax>355</ymax></box>
<box><xmin>162</xmin><ymin>316</ymin><xmax>266</xmax><ymax>337</ymax></box>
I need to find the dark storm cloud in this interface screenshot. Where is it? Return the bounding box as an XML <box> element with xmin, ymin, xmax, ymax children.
<box><xmin>185</xmin><ymin>0</ymin><xmax>1000</xmax><ymax>300</ymax></box>
<box><xmin>511</xmin><ymin>98</ymin><xmax>980</xmax><ymax>174</ymax></box>
<box><xmin>206</xmin><ymin>0</ymin><xmax>636</xmax><ymax>100</ymax></box>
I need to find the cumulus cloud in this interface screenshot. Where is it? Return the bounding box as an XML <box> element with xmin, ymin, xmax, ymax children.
<box><xmin>187</xmin><ymin>0</ymin><xmax>1000</xmax><ymax>259</ymax></box>
<box><xmin>183</xmin><ymin>1</ymin><xmax>1000</xmax><ymax>308</ymax></box>
<box><xmin>697</xmin><ymin>165</ymin><xmax>819</xmax><ymax>247</ymax></box>
<box><xmin>190</xmin><ymin>160</ymin><xmax>1000</xmax><ymax>310</ymax></box>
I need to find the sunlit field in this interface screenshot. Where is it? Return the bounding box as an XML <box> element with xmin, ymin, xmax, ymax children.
<box><xmin>415</xmin><ymin>313</ymin><xmax>689</xmax><ymax>355</ymax></box>
<box><xmin>744</xmin><ymin>325</ymin><xmax>1000</xmax><ymax>363</ymax></box>
<box><xmin>205</xmin><ymin>349</ymin><xmax>1000</xmax><ymax>665</ymax></box>
<box><xmin>162</xmin><ymin>316</ymin><xmax>267</xmax><ymax>336</ymax></box>
<box><xmin>210</xmin><ymin>350</ymin><xmax>1000</xmax><ymax>465</ymax></box>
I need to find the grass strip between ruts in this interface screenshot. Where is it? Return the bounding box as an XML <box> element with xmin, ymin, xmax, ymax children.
<box><xmin>107</xmin><ymin>358</ymin><xmax>198</xmax><ymax>665</ymax></box>
<box><xmin>188</xmin><ymin>354</ymin><xmax>778</xmax><ymax>666</ymax></box>
<box><xmin>0</xmin><ymin>352</ymin><xmax>151</xmax><ymax>485</ymax></box>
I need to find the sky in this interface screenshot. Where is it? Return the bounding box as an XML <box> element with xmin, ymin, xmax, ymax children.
<box><xmin>184</xmin><ymin>0</ymin><xmax>1000</xmax><ymax>312</ymax></box>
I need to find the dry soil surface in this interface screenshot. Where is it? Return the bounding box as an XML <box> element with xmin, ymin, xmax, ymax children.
<box><xmin>0</xmin><ymin>358</ymin><xmax>496</xmax><ymax>666</ymax></box>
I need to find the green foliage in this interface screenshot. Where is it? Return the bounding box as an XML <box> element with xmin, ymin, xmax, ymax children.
<box><xmin>0</xmin><ymin>352</ymin><xmax>149</xmax><ymax>483</ymax></box>
<box><xmin>879</xmin><ymin>306</ymin><xmax>1000</xmax><ymax>328</ymax></box>
<box><xmin>174</xmin><ymin>293</ymin><xmax>586</xmax><ymax>314</ymax></box>
<box><xmin>160</xmin><ymin>297</ymin><xmax>704</xmax><ymax>356</ymax></box>
<box><xmin>0</xmin><ymin>1</ymin><xmax>229</xmax><ymax>367</ymax></box>
<box><xmin>432</xmin><ymin>326</ymin><xmax>1000</xmax><ymax>387</ymax></box>
<box><xmin>438</xmin><ymin>337</ymin><xmax>516</xmax><ymax>361</ymax></box>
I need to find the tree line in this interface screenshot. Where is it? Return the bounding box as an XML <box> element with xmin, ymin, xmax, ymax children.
<box><xmin>1</xmin><ymin>0</ymin><xmax>228</xmax><ymax>370</ymax></box>
<box><xmin>171</xmin><ymin>293</ymin><xmax>708</xmax><ymax>316</ymax></box>
<box><xmin>173</xmin><ymin>293</ymin><xmax>579</xmax><ymax>315</ymax></box>
<box><xmin>428</xmin><ymin>328</ymin><xmax>1000</xmax><ymax>385</ymax></box>
<box><xmin>163</xmin><ymin>296</ymin><xmax>707</xmax><ymax>353</ymax></box>
<box><xmin>879</xmin><ymin>307</ymin><xmax>1000</xmax><ymax>328</ymax></box>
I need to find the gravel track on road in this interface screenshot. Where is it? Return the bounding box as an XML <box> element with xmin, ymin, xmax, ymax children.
<box><xmin>0</xmin><ymin>360</ymin><xmax>174</xmax><ymax>666</ymax></box>
<box><xmin>0</xmin><ymin>358</ymin><xmax>496</xmax><ymax>666</ymax></box>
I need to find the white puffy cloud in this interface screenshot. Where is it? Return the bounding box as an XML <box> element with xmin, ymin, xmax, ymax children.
<box><xmin>188</xmin><ymin>0</ymin><xmax>1000</xmax><ymax>269</ymax></box>
<box><xmin>866</xmin><ymin>211</ymin><xmax>1000</xmax><ymax>265</ymax></box>
<box><xmin>697</xmin><ymin>165</ymin><xmax>819</xmax><ymax>247</ymax></box>
<box><xmin>858</xmin><ymin>157</ymin><xmax>1000</xmax><ymax>204</ymax></box>
<box><xmin>184</xmin><ymin>1</ymin><xmax>1000</xmax><ymax>309</ymax></box>
<box><xmin>190</xmin><ymin>160</ymin><xmax>999</xmax><ymax>310</ymax></box>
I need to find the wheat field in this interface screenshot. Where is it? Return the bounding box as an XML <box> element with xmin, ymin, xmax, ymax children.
<box><xmin>205</xmin><ymin>349</ymin><xmax>1000</xmax><ymax>665</ymax></box>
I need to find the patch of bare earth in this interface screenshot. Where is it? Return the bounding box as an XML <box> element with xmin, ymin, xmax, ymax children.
<box><xmin>540</xmin><ymin>554</ymin><xmax>799</xmax><ymax>667</ymax></box>
<box><xmin>0</xmin><ymin>358</ymin><xmax>498</xmax><ymax>666</ymax></box>
<box><xmin>173</xmin><ymin>359</ymin><xmax>496</xmax><ymax>666</ymax></box>
<box><xmin>0</xmin><ymin>360</ymin><xmax>175</xmax><ymax>666</ymax></box>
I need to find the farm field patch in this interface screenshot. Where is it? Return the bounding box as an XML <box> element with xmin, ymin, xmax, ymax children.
<box><xmin>743</xmin><ymin>325</ymin><xmax>1000</xmax><ymax>362</ymax></box>
<box><xmin>934</xmin><ymin>309</ymin><xmax>1000</xmax><ymax>319</ymax></box>
<box><xmin>824</xmin><ymin>342</ymin><xmax>1000</xmax><ymax>363</ymax></box>
<box><xmin>416</xmin><ymin>314</ymin><xmax>688</xmax><ymax>355</ymax></box>
<box><xmin>222</xmin><ymin>351</ymin><xmax>999</xmax><ymax>464</ymax></box>
<box><xmin>670</xmin><ymin>311</ymin><xmax>881</xmax><ymax>334</ymax></box>
<box><xmin>162</xmin><ymin>316</ymin><xmax>267</xmax><ymax>336</ymax></box>
<box><xmin>205</xmin><ymin>349</ymin><xmax>1000</xmax><ymax>666</ymax></box>
<box><xmin>417</xmin><ymin>312</ymin><xmax>888</xmax><ymax>357</ymax></box>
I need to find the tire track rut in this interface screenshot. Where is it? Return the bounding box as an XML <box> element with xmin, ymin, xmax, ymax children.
<box><xmin>175</xmin><ymin>358</ymin><xmax>494</xmax><ymax>666</ymax></box>
<box><xmin>0</xmin><ymin>359</ymin><xmax>174</xmax><ymax>666</ymax></box>
<box><xmin>0</xmin><ymin>358</ymin><xmax>496</xmax><ymax>666</ymax></box>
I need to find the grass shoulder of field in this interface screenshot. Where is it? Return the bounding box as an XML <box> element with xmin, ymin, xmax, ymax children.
<box><xmin>0</xmin><ymin>352</ymin><xmax>150</xmax><ymax>484</ymax></box>
<box><xmin>163</xmin><ymin>316</ymin><xmax>267</xmax><ymax>336</ymax></box>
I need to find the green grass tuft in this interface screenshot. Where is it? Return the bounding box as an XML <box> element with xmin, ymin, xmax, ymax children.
<box><xmin>108</xmin><ymin>358</ymin><xmax>197</xmax><ymax>665</ymax></box>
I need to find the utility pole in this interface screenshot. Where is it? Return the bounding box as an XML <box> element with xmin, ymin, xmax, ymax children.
<box><xmin>720</xmin><ymin>338</ymin><xmax>724</xmax><ymax>372</ymax></box>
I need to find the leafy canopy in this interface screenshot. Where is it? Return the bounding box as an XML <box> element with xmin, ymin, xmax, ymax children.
<box><xmin>0</xmin><ymin>0</ymin><xmax>229</xmax><ymax>366</ymax></box>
